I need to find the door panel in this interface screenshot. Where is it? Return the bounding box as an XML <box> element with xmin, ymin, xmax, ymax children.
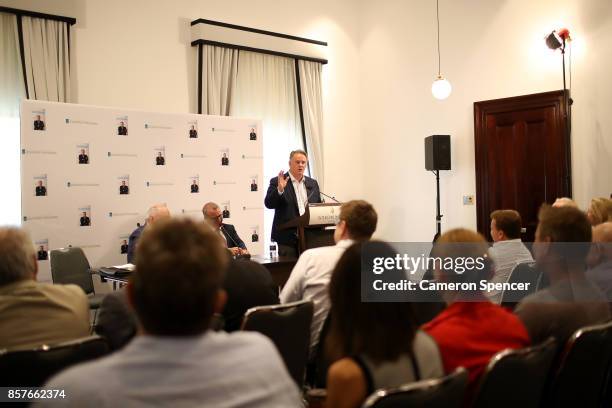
<box><xmin>474</xmin><ymin>91</ymin><xmax>571</xmax><ymax>242</ymax></box>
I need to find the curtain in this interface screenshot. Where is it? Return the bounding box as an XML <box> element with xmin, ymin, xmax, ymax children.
<box><xmin>21</xmin><ymin>16</ymin><xmax>71</xmax><ymax>102</ymax></box>
<box><xmin>202</xmin><ymin>45</ymin><xmax>238</xmax><ymax>115</ymax></box>
<box><xmin>0</xmin><ymin>12</ymin><xmax>26</xmax><ymax>226</ymax></box>
<box><xmin>230</xmin><ymin>51</ymin><xmax>304</xmax><ymax>245</ymax></box>
<box><xmin>298</xmin><ymin>60</ymin><xmax>324</xmax><ymax>189</ymax></box>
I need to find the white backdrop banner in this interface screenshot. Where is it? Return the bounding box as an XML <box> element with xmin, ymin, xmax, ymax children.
<box><xmin>21</xmin><ymin>100</ymin><xmax>264</xmax><ymax>282</ymax></box>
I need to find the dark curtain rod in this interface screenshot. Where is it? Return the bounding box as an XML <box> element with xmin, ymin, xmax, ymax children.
<box><xmin>0</xmin><ymin>6</ymin><xmax>76</xmax><ymax>25</ymax></box>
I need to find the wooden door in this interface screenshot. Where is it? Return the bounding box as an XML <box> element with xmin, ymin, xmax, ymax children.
<box><xmin>474</xmin><ymin>90</ymin><xmax>571</xmax><ymax>242</ymax></box>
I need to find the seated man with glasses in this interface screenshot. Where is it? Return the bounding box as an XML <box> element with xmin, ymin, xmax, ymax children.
<box><xmin>202</xmin><ymin>202</ymin><xmax>248</xmax><ymax>257</ymax></box>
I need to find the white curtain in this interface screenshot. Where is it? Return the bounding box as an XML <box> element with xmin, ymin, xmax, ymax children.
<box><xmin>298</xmin><ymin>60</ymin><xmax>324</xmax><ymax>189</ymax></box>
<box><xmin>202</xmin><ymin>45</ymin><xmax>238</xmax><ymax>115</ymax></box>
<box><xmin>230</xmin><ymin>51</ymin><xmax>303</xmax><ymax>247</ymax></box>
<box><xmin>21</xmin><ymin>16</ymin><xmax>71</xmax><ymax>102</ymax></box>
<box><xmin>0</xmin><ymin>12</ymin><xmax>26</xmax><ymax>226</ymax></box>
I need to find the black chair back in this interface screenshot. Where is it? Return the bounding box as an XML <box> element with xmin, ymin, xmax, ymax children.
<box><xmin>472</xmin><ymin>337</ymin><xmax>557</xmax><ymax>408</ymax></box>
<box><xmin>361</xmin><ymin>367</ymin><xmax>468</xmax><ymax>408</ymax></box>
<box><xmin>50</xmin><ymin>247</ymin><xmax>94</xmax><ymax>295</ymax></box>
<box><xmin>548</xmin><ymin>321</ymin><xmax>612</xmax><ymax>408</ymax></box>
<box><xmin>501</xmin><ymin>262</ymin><xmax>541</xmax><ymax>308</ymax></box>
<box><xmin>241</xmin><ymin>300</ymin><xmax>313</xmax><ymax>386</ymax></box>
<box><xmin>0</xmin><ymin>336</ymin><xmax>109</xmax><ymax>386</ymax></box>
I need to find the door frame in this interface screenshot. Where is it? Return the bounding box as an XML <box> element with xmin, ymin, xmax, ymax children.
<box><xmin>473</xmin><ymin>90</ymin><xmax>571</xmax><ymax>240</ymax></box>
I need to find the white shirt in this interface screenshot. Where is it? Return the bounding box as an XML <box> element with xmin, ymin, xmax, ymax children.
<box><xmin>43</xmin><ymin>331</ymin><xmax>300</xmax><ymax>408</ymax></box>
<box><xmin>280</xmin><ymin>239</ymin><xmax>354</xmax><ymax>356</ymax></box>
<box><xmin>278</xmin><ymin>172</ymin><xmax>308</xmax><ymax>216</ymax></box>
<box><xmin>487</xmin><ymin>239</ymin><xmax>534</xmax><ymax>303</ymax></box>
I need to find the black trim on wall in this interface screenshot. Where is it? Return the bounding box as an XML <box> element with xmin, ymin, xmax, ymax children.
<box><xmin>294</xmin><ymin>60</ymin><xmax>309</xmax><ymax>168</ymax></box>
<box><xmin>191</xmin><ymin>39</ymin><xmax>327</xmax><ymax>65</ymax></box>
<box><xmin>16</xmin><ymin>15</ymin><xmax>29</xmax><ymax>99</ymax></box>
<box><xmin>191</xmin><ymin>18</ymin><xmax>327</xmax><ymax>46</ymax></box>
<box><xmin>0</xmin><ymin>6</ymin><xmax>76</xmax><ymax>25</ymax></box>
<box><xmin>197</xmin><ymin>43</ymin><xmax>203</xmax><ymax>114</ymax></box>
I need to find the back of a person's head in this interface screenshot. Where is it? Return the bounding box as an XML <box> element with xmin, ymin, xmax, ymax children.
<box><xmin>552</xmin><ymin>197</ymin><xmax>578</xmax><ymax>208</ymax></box>
<box><xmin>490</xmin><ymin>209</ymin><xmax>522</xmax><ymax>239</ymax></box>
<box><xmin>340</xmin><ymin>200</ymin><xmax>378</xmax><ymax>241</ymax></box>
<box><xmin>588</xmin><ymin>197</ymin><xmax>612</xmax><ymax>226</ymax></box>
<box><xmin>327</xmin><ymin>241</ymin><xmax>416</xmax><ymax>363</ymax></box>
<box><xmin>536</xmin><ymin>205</ymin><xmax>592</xmax><ymax>263</ymax></box>
<box><xmin>432</xmin><ymin>228</ymin><xmax>492</xmax><ymax>287</ymax></box>
<box><xmin>131</xmin><ymin>218</ymin><xmax>228</xmax><ymax>336</ymax></box>
<box><xmin>0</xmin><ymin>228</ymin><xmax>36</xmax><ymax>286</ymax></box>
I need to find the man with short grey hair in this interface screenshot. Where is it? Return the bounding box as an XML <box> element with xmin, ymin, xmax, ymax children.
<box><xmin>202</xmin><ymin>202</ymin><xmax>248</xmax><ymax>257</ymax></box>
<box><xmin>0</xmin><ymin>228</ymin><xmax>89</xmax><ymax>350</ymax></box>
<box><xmin>127</xmin><ymin>204</ymin><xmax>170</xmax><ymax>263</ymax></box>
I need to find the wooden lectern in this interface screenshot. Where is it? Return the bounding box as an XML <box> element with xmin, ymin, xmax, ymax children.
<box><xmin>278</xmin><ymin>203</ymin><xmax>342</xmax><ymax>254</ymax></box>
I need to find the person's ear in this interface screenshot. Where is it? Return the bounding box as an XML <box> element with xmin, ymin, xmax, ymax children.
<box><xmin>31</xmin><ymin>254</ymin><xmax>38</xmax><ymax>280</ymax></box>
<box><xmin>126</xmin><ymin>281</ymin><xmax>136</xmax><ymax>309</ymax></box>
<box><xmin>214</xmin><ymin>289</ymin><xmax>227</xmax><ymax>314</ymax></box>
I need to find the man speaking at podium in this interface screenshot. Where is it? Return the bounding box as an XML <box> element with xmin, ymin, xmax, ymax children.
<box><xmin>265</xmin><ymin>150</ymin><xmax>321</xmax><ymax>257</ymax></box>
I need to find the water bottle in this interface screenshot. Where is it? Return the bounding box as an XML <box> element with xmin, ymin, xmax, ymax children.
<box><xmin>269</xmin><ymin>241</ymin><xmax>278</xmax><ymax>260</ymax></box>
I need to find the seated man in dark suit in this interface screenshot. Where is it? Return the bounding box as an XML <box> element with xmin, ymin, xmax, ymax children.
<box><xmin>249</xmin><ymin>128</ymin><xmax>257</xmax><ymax>141</ymax></box>
<box><xmin>78</xmin><ymin>149</ymin><xmax>89</xmax><ymax>164</ymax></box>
<box><xmin>222</xmin><ymin>206</ymin><xmax>230</xmax><ymax>219</ymax></box>
<box><xmin>118</xmin><ymin>121</ymin><xmax>128</xmax><ymax>135</ymax></box>
<box><xmin>250</xmin><ymin>179</ymin><xmax>258</xmax><ymax>192</ymax></box>
<box><xmin>33</xmin><ymin>115</ymin><xmax>45</xmax><ymax>131</ymax></box>
<box><xmin>251</xmin><ymin>231</ymin><xmax>259</xmax><ymax>242</ymax></box>
<box><xmin>120</xmin><ymin>240</ymin><xmax>128</xmax><ymax>254</ymax></box>
<box><xmin>191</xmin><ymin>181</ymin><xmax>199</xmax><ymax>193</ymax></box>
<box><xmin>127</xmin><ymin>204</ymin><xmax>170</xmax><ymax>264</ymax></box>
<box><xmin>189</xmin><ymin>125</ymin><xmax>198</xmax><ymax>138</ymax></box>
<box><xmin>80</xmin><ymin>212</ymin><xmax>90</xmax><ymax>226</ymax></box>
<box><xmin>203</xmin><ymin>202</ymin><xmax>247</xmax><ymax>257</ymax></box>
<box><xmin>156</xmin><ymin>152</ymin><xmax>165</xmax><ymax>165</ymax></box>
<box><xmin>264</xmin><ymin>149</ymin><xmax>322</xmax><ymax>257</ymax></box>
<box><xmin>35</xmin><ymin>181</ymin><xmax>47</xmax><ymax>196</ymax></box>
<box><xmin>119</xmin><ymin>181</ymin><xmax>129</xmax><ymax>195</ymax></box>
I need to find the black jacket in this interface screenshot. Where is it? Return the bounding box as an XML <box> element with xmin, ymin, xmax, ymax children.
<box><xmin>220</xmin><ymin>223</ymin><xmax>246</xmax><ymax>249</ymax></box>
<box><xmin>264</xmin><ymin>173</ymin><xmax>321</xmax><ymax>245</ymax></box>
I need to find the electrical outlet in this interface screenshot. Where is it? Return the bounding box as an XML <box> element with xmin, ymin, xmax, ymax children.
<box><xmin>463</xmin><ymin>195</ymin><xmax>475</xmax><ymax>205</ymax></box>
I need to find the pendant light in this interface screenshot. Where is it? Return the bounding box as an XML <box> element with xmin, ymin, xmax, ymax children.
<box><xmin>432</xmin><ymin>0</ymin><xmax>452</xmax><ymax>100</ymax></box>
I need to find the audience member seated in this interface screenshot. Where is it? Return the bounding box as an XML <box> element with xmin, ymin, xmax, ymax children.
<box><xmin>96</xmin><ymin>258</ymin><xmax>280</xmax><ymax>348</ymax></box>
<box><xmin>95</xmin><ymin>289</ymin><xmax>137</xmax><ymax>350</ymax></box>
<box><xmin>422</xmin><ymin>228</ymin><xmax>530</xmax><ymax>400</ymax></box>
<box><xmin>127</xmin><ymin>203</ymin><xmax>170</xmax><ymax>263</ymax></box>
<box><xmin>487</xmin><ymin>209</ymin><xmax>534</xmax><ymax>303</ymax></box>
<box><xmin>514</xmin><ymin>205</ymin><xmax>611</xmax><ymax>346</ymax></box>
<box><xmin>325</xmin><ymin>242</ymin><xmax>444</xmax><ymax>408</ymax></box>
<box><xmin>586</xmin><ymin>222</ymin><xmax>612</xmax><ymax>307</ymax></box>
<box><xmin>44</xmin><ymin>219</ymin><xmax>300</xmax><ymax>407</ymax></box>
<box><xmin>587</xmin><ymin>197</ymin><xmax>612</xmax><ymax>226</ymax></box>
<box><xmin>221</xmin><ymin>259</ymin><xmax>280</xmax><ymax>332</ymax></box>
<box><xmin>280</xmin><ymin>200</ymin><xmax>377</xmax><ymax>357</ymax></box>
<box><xmin>0</xmin><ymin>228</ymin><xmax>89</xmax><ymax>351</ymax></box>
<box><xmin>203</xmin><ymin>201</ymin><xmax>249</xmax><ymax>257</ymax></box>
<box><xmin>552</xmin><ymin>197</ymin><xmax>578</xmax><ymax>208</ymax></box>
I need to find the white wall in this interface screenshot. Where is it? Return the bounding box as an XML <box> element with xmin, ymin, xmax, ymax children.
<box><xmin>358</xmin><ymin>0</ymin><xmax>612</xmax><ymax>241</ymax></box>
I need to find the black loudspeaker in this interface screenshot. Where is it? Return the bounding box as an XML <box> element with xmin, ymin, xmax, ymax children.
<box><xmin>425</xmin><ymin>135</ymin><xmax>451</xmax><ymax>170</ymax></box>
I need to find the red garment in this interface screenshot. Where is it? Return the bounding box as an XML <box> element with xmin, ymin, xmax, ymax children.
<box><xmin>423</xmin><ymin>302</ymin><xmax>530</xmax><ymax>398</ymax></box>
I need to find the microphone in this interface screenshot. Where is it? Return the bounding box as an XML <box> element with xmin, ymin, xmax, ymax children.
<box><xmin>220</xmin><ymin>225</ymin><xmax>240</xmax><ymax>248</ymax></box>
<box><xmin>319</xmin><ymin>191</ymin><xmax>341</xmax><ymax>203</ymax></box>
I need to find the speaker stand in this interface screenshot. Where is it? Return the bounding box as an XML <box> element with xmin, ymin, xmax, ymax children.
<box><xmin>433</xmin><ymin>169</ymin><xmax>443</xmax><ymax>241</ymax></box>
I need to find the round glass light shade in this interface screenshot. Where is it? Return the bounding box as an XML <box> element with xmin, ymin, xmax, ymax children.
<box><xmin>432</xmin><ymin>76</ymin><xmax>452</xmax><ymax>100</ymax></box>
